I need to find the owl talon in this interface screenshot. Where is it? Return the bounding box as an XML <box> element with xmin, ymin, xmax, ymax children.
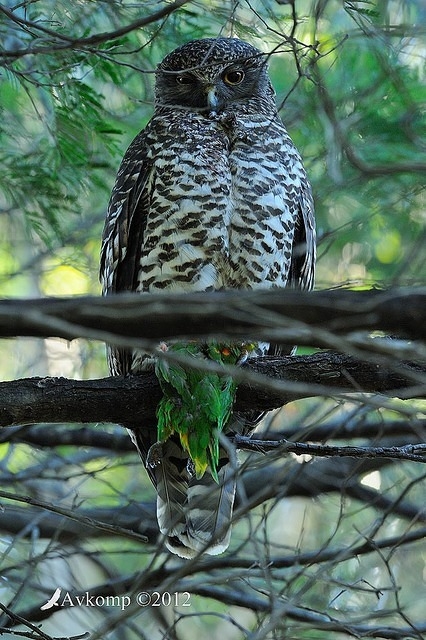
<box><xmin>186</xmin><ymin>458</ymin><xmax>195</xmax><ymax>477</ymax></box>
<box><xmin>146</xmin><ymin>442</ymin><xmax>163</xmax><ymax>468</ymax></box>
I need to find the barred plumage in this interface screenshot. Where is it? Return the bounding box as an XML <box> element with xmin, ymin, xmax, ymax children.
<box><xmin>100</xmin><ymin>37</ymin><xmax>315</xmax><ymax>558</ymax></box>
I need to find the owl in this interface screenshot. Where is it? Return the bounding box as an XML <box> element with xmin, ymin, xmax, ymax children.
<box><xmin>100</xmin><ymin>37</ymin><xmax>315</xmax><ymax>558</ymax></box>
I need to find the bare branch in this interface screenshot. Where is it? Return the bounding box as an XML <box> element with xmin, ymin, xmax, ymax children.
<box><xmin>235</xmin><ymin>436</ymin><xmax>426</xmax><ymax>463</ymax></box>
<box><xmin>0</xmin><ymin>488</ymin><xmax>147</xmax><ymax>543</ymax></box>
<box><xmin>0</xmin><ymin>289</ymin><xmax>425</xmax><ymax>348</ymax></box>
<box><xmin>0</xmin><ymin>0</ymin><xmax>191</xmax><ymax>60</ymax></box>
<box><xmin>4</xmin><ymin>418</ymin><xmax>425</xmax><ymax>451</ymax></box>
<box><xmin>0</xmin><ymin>352</ymin><xmax>423</xmax><ymax>427</ymax></box>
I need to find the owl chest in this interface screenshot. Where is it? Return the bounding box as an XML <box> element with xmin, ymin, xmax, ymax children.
<box><xmin>139</xmin><ymin>120</ymin><xmax>295</xmax><ymax>292</ymax></box>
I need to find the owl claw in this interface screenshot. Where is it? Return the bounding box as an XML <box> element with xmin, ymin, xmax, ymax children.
<box><xmin>146</xmin><ymin>442</ymin><xmax>163</xmax><ymax>468</ymax></box>
<box><xmin>186</xmin><ymin>458</ymin><xmax>195</xmax><ymax>477</ymax></box>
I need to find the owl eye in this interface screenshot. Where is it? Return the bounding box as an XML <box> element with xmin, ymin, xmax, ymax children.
<box><xmin>223</xmin><ymin>69</ymin><xmax>245</xmax><ymax>85</ymax></box>
<box><xmin>176</xmin><ymin>74</ymin><xmax>194</xmax><ymax>85</ymax></box>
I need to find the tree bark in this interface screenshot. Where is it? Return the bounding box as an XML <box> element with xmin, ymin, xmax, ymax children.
<box><xmin>0</xmin><ymin>288</ymin><xmax>424</xmax><ymax>344</ymax></box>
<box><xmin>0</xmin><ymin>352</ymin><xmax>423</xmax><ymax>427</ymax></box>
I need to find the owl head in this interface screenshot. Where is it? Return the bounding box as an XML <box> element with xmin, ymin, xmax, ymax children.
<box><xmin>155</xmin><ymin>38</ymin><xmax>274</xmax><ymax>113</ymax></box>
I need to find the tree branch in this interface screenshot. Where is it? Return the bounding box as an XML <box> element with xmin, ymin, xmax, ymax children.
<box><xmin>0</xmin><ymin>288</ymin><xmax>425</xmax><ymax>344</ymax></box>
<box><xmin>0</xmin><ymin>352</ymin><xmax>424</xmax><ymax>427</ymax></box>
<box><xmin>234</xmin><ymin>436</ymin><xmax>426</xmax><ymax>463</ymax></box>
<box><xmin>0</xmin><ymin>0</ymin><xmax>191</xmax><ymax>59</ymax></box>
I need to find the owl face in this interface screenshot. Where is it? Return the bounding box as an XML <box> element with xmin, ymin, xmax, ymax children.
<box><xmin>155</xmin><ymin>38</ymin><xmax>271</xmax><ymax>112</ymax></box>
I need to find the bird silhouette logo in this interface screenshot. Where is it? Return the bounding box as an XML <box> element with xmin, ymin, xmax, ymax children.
<box><xmin>40</xmin><ymin>588</ymin><xmax>62</xmax><ymax>610</ymax></box>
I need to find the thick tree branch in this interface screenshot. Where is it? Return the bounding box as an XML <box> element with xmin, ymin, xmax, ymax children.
<box><xmin>0</xmin><ymin>352</ymin><xmax>424</xmax><ymax>427</ymax></box>
<box><xmin>3</xmin><ymin>419</ymin><xmax>425</xmax><ymax>451</ymax></box>
<box><xmin>0</xmin><ymin>288</ymin><xmax>425</xmax><ymax>344</ymax></box>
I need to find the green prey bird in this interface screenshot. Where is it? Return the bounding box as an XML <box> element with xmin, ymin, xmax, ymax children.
<box><xmin>153</xmin><ymin>341</ymin><xmax>256</xmax><ymax>482</ymax></box>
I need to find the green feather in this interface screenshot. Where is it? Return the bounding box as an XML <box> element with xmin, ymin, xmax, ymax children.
<box><xmin>155</xmin><ymin>341</ymin><xmax>256</xmax><ymax>481</ymax></box>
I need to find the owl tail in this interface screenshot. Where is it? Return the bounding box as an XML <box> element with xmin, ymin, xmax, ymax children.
<box><xmin>153</xmin><ymin>439</ymin><xmax>236</xmax><ymax>558</ymax></box>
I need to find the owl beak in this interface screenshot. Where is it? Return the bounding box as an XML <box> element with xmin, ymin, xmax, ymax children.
<box><xmin>205</xmin><ymin>85</ymin><xmax>221</xmax><ymax>112</ymax></box>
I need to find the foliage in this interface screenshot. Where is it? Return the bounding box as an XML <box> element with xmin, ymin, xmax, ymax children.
<box><xmin>0</xmin><ymin>1</ymin><xmax>425</xmax><ymax>639</ymax></box>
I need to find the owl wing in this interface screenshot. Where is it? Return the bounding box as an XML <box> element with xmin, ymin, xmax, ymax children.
<box><xmin>263</xmin><ymin>179</ymin><xmax>315</xmax><ymax>361</ymax></box>
<box><xmin>100</xmin><ymin>127</ymin><xmax>163</xmax><ymax>485</ymax></box>
<box><xmin>289</xmin><ymin>185</ymin><xmax>316</xmax><ymax>291</ymax></box>
<box><xmin>100</xmin><ymin>130</ymin><xmax>153</xmax><ymax>375</ymax></box>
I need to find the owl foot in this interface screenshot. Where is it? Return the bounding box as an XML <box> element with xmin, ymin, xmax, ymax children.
<box><xmin>146</xmin><ymin>442</ymin><xmax>163</xmax><ymax>469</ymax></box>
<box><xmin>186</xmin><ymin>458</ymin><xmax>196</xmax><ymax>477</ymax></box>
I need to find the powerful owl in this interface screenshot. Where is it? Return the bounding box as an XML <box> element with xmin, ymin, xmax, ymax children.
<box><xmin>100</xmin><ymin>38</ymin><xmax>315</xmax><ymax>558</ymax></box>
